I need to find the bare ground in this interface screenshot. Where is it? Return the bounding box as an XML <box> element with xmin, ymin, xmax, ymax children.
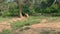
<box><xmin>1</xmin><ymin>17</ymin><xmax>60</xmax><ymax>34</ymax></box>
<box><xmin>11</xmin><ymin>19</ymin><xmax>60</xmax><ymax>34</ymax></box>
<box><xmin>0</xmin><ymin>17</ymin><xmax>26</xmax><ymax>32</ymax></box>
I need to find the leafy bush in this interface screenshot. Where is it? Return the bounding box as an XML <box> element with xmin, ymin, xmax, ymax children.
<box><xmin>0</xmin><ymin>0</ymin><xmax>60</xmax><ymax>16</ymax></box>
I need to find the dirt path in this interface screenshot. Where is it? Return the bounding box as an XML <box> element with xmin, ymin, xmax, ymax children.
<box><xmin>1</xmin><ymin>17</ymin><xmax>60</xmax><ymax>34</ymax></box>
<box><xmin>14</xmin><ymin>22</ymin><xmax>60</xmax><ymax>34</ymax></box>
<box><xmin>0</xmin><ymin>17</ymin><xmax>26</xmax><ymax>32</ymax></box>
<box><xmin>17</xmin><ymin>19</ymin><xmax>60</xmax><ymax>34</ymax></box>
<box><xmin>30</xmin><ymin>19</ymin><xmax>60</xmax><ymax>29</ymax></box>
<box><xmin>30</xmin><ymin>22</ymin><xmax>60</xmax><ymax>30</ymax></box>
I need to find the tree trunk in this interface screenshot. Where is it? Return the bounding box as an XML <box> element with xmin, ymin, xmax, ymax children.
<box><xmin>23</xmin><ymin>0</ymin><xmax>29</xmax><ymax>17</ymax></box>
<box><xmin>16</xmin><ymin>0</ymin><xmax>23</xmax><ymax>18</ymax></box>
<box><xmin>57</xmin><ymin>0</ymin><xmax>60</xmax><ymax>6</ymax></box>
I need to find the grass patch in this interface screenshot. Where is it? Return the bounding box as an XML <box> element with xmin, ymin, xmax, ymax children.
<box><xmin>0</xmin><ymin>29</ymin><xmax>11</xmax><ymax>34</ymax></box>
<box><xmin>40</xmin><ymin>31</ymin><xmax>50</xmax><ymax>34</ymax></box>
<box><xmin>1</xmin><ymin>16</ymin><xmax>60</xmax><ymax>34</ymax></box>
<box><xmin>0</xmin><ymin>17</ymin><xmax>12</xmax><ymax>22</ymax></box>
<box><xmin>11</xmin><ymin>16</ymin><xmax>60</xmax><ymax>29</ymax></box>
<box><xmin>11</xmin><ymin>16</ymin><xmax>42</xmax><ymax>29</ymax></box>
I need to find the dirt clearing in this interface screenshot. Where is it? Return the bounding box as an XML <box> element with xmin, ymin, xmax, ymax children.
<box><xmin>0</xmin><ymin>17</ymin><xmax>26</xmax><ymax>32</ymax></box>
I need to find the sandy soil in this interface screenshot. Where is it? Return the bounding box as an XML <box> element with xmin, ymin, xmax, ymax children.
<box><xmin>18</xmin><ymin>19</ymin><xmax>60</xmax><ymax>34</ymax></box>
<box><xmin>0</xmin><ymin>18</ymin><xmax>60</xmax><ymax>34</ymax></box>
<box><xmin>0</xmin><ymin>17</ymin><xmax>26</xmax><ymax>32</ymax></box>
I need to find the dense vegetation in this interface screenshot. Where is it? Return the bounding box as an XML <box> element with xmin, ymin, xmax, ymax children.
<box><xmin>0</xmin><ymin>0</ymin><xmax>60</xmax><ymax>17</ymax></box>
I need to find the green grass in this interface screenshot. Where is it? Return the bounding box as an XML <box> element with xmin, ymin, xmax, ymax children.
<box><xmin>1</xmin><ymin>16</ymin><xmax>60</xmax><ymax>34</ymax></box>
<box><xmin>0</xmin><ymin>17</ymin><xmax>9</xmax><ymax>22</ymax></box>
<box><xmin>0</xmin><ymin>29</ymin><xmax>11</xmax><ymax>34</ymax></box>
<box><xmin>11</xmin><ymin>16</ymin><xmax>42</xmax><ymax>29</ymax></box>
<box><xmin>11</xmin><ymin>16</ymin><xmax>60</xmax><ymax>29</ymax></box>
<box><xmin>40</xmin><ymin>31</ymin><xmax>50</xmax><ymax>34</ymax></box>
<box><xmin>0</xmin><ymin>17</ymin><xmax>14</xmax><ymax>22</ymax></box>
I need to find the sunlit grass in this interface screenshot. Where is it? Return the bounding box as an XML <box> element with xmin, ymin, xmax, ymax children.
<box><xmin>0</xmin><ymin>17</ymin><xmax>9</xmax><ymax>22</ymax></box>
<box><xmin>1</xmin><ymin>16</ymin><xmax>60</xmax><ymax>34</ymax></box>
<box><xmin>11</xmin><ymin>16</ymin><xmax>60</xmax><ymax>29</ymax></box>
<box><xmin>11</xmin><ymin>16</ymin><xmax>42</xmax><ymax>29</ymax></box>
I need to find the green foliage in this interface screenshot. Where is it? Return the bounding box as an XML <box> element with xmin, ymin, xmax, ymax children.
<box><xmin>0</xmin><ymin>0</ymin><xmax>60</xmax><ymax>16</ymax></box>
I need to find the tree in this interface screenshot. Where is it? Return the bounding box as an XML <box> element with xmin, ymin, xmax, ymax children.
<box><xmin>56</xmin><ymin>0</ymin><xmax>60</xmax><ymax>6</ymax></box>
<box><xmin>15</xmin><ymin>0</ymin><xmax>23</xmax><ymax>17</ymax></box>
<box><xmin>16</xmin><ymin>0</ymin><xmax>30</xmax><ymax>17</ymax></box>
